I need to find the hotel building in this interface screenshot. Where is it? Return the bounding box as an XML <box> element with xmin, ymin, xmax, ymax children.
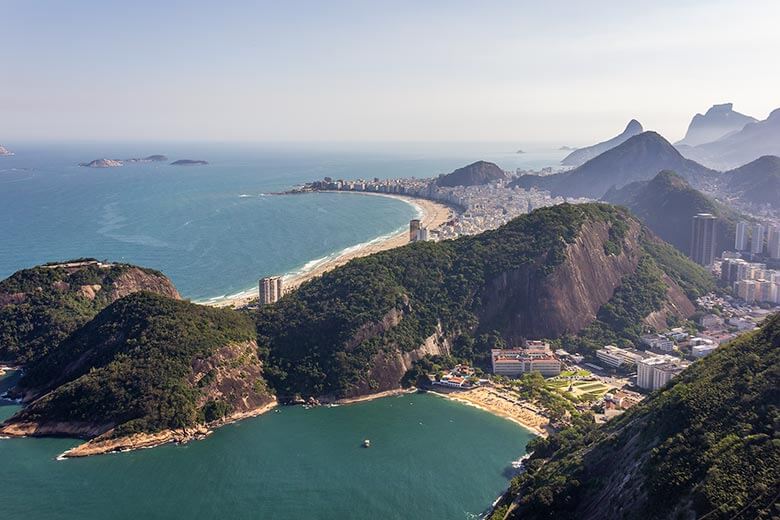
<box><xmin>490</xmin><ymin>346</ymin><xmax>561</xmax><ymax>377</ymax></box>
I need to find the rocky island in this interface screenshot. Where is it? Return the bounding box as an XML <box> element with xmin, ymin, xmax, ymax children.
<box><xmin>0</xmin><ymin>145</ymin><xmax>14</xmax><ymax>156</ymax></box>
<box><xmin>171</xmin><ymin>159</ymin><xmax>209</xmax><ymax>166</ymax></box>
<box><xmin>79</xmin><ymin>158</ymin><xmax>124</xmax><ymax>168</ymax></box>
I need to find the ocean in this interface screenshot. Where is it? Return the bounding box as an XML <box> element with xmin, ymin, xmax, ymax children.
<box><xmin>0</xmin><ymin>142</ymin><xmax>561</xmax><ymax>518</ymax></box>
<box><xmin>1</xmin><ymin>370</ymin><xmax>533</xmax><ymax>519</ymax></box>
<box><xmin>0</xmin><ymin>141</ymin><xmax>564</xmax><ymax>301</ymax></box>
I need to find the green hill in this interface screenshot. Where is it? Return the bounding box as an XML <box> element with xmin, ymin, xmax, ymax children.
<box><xmin>0</xmin><ymin>259</ymin><xmax>180</xmax><ymax>365</ymax></box>
<box><xmin>0</xmin><ymin>292</ymin><xmax>273</xmax><ymax>456</ymax></box>
<box><xmin>603</xmin><ymin>170</ymin><xmax>742</xmax><ymax>255</ymax></box>
<box><xmin>490</xmin><ymin>313</ymin><xmax>780</xmax><ymax>520</ymax></box>
<box><xmin>257</xmin><ymin>203</ymin><xmax>712</xmax><ymax>400</ymax></box>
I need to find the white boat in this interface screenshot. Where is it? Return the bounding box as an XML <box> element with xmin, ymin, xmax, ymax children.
<box><xmin>363</xmin><ymin>439</ymin><xmax>371</xmax><ymax>448</ymax></box>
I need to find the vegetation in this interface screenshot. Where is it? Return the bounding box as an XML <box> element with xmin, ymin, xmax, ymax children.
<box><xmin>257</xmin><ymin>204</ymin><xmax>645</xmax><ymax>398</ymax></box>
<box><xmin>494</xmin><ymin>313</ymin><xmax>780</xmax><ymax>520</ymax></box>
<box><xmin>0</xmin><ymin>260</ymin><xmax>175</xmax><ymax>364</ymax></box>
<box><xmin>5</xmin><ymin>292</ymin><xmax>270</xmax><ymax>437</ymax></box>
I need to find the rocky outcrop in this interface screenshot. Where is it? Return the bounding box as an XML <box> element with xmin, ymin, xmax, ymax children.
<box><xmin>436</xmin><ymin>161</ymin><xmax>506</xmax><ymax>187</ymax></box>
<box><xmin>479</xmin><ymin>219</ymin><xmax>641</xmax><ymax>342</ymax></box>
<box><xmin>0</xmin><ymin>145</ymin><xmax>14</xmax><ymax>157</ymax></box>
<box><xmin>561</xmin><ymin>119</ymin><xmax>643</xmax><ymax>167</ymax></box>
<box><xmin>675</xmin><ymin>103</ymin><xmax>756</xmax><ymax>147</ymax></box>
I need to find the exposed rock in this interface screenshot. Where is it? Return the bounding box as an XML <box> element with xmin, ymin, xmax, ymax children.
<box><xmin>675</xmin><ymin>103</ymin><xmax>756</xmax><ymax>147</ymax></box>
<box><xmin>79</xmin><ymin>158</ymin><xmax>123</xmax><ymax>168</ymax></box>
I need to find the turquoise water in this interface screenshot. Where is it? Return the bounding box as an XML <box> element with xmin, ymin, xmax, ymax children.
<box><xmin>0</xmin><ymin>142</ymin><xmax>564</xmax><ymax>300</ymax></box>
<box><xmin>0</xmin><ymin>387</ymin><xmax>533</xmax><ymax>519</ymax></box>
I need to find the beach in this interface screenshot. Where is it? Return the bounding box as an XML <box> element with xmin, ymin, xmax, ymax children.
<box><xmin>210</xmin><ymin>192</ymin><xmax>455</xmax><ymax>308</ymax></box>
<box><xmin>433</xmin><ymin>386</ymin><xmax>550</xmax><ymax>437</ymax></box>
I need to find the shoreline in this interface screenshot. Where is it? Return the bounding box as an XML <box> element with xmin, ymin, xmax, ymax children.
<box><xmin>206</xmin><ymin>191</ymin><xmax>456</xmax><ymax>308</ymax></box>
<box><xmin>430</xmin><ymin>387</ymin><xmax>549</xmax><ymax>437</ymax></box>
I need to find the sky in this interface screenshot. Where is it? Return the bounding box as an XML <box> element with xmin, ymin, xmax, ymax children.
<box><xmin>1</xmin><ymin>0</ymin><xmax>779</xmax><ymax>144</ymax></box>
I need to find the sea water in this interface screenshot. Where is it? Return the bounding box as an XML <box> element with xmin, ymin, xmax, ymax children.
<box><xmin>0</xmin><ymin>141</ymin><xmax>564</xmax><ymax>301</ymax></box>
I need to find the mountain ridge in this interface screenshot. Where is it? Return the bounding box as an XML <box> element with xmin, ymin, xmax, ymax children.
<box><xmin>561</xmin><ymin>119</ymin><xmax>643</xmax><ymax>167</ymax></box>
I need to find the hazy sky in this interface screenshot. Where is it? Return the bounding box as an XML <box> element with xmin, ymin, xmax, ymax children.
<box><xmin>2</xmin><ymin>0</ymin><xmax>778</xmax><ymax>144</ymax></box>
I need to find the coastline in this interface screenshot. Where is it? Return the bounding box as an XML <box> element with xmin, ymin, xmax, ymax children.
<box><xmin>207</xmin><ymin>191</ymin><xmax>456</xmax><ymax>308</ymax></box>
<box><xmin>430</xmin><ymin>387</ymin><xmax>549</xmax><ymax>437</ymax></box>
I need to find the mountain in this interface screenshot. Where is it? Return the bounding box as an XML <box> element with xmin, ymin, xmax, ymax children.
<box><xmin>603</xmin><ymin>171</ymin><xmax>741</xmax><ymax>255</ymax></box>
<box><xmin>675</xmin><ymin>103</ymin><xmax>757</xmax><ymax>147</ymax></box>
<box><xmin>678</xmin><ymin>108</ymin><xmax>780</xmax><ymax>169</ymax></box>
<box><xmin>720</xmin><ymin>155</ymin><xmax>780</xmax><ymax>210</ymax></box>
<box><xmin>490</xmin><ymin>312</ymin><xmax>780</xmax><ymax>520</ymax></box>
<box><xmin>436</xmin><ymin>161</ymin><xmax>507</xmax><ymax>187</ymax></box>
<box><xmin>257</xmin><ymin>203</ymin><xmax>712</xmax><ymax>400</ymax></box>
<box><xmin>560</xmin><ymin>119</ymin><xmax>643</xmax><ymax>167</ymax></box>
<box><xmin>514</xmin><ymin>132</ymin><xmax>716</xmax><ymax>199</ymax></box>
<box><xmin>0</xmin><ymin>292</ymin><xmax>274</xmax><ymax>457</ymax></box>
<box><xmin>0</xmin><ymin>260</ymin><xmax>180</xmax><ymax>365</ymax></box>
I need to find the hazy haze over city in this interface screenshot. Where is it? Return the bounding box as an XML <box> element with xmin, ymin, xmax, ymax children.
<box><xmin>2</xmin><ymin>0</ymin><xmax>779</xmax><ymax>143</ymax></box>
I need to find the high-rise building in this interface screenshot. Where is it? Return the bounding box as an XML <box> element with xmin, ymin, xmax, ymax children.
<box><xmin>767</xmin><ymin>226</ymin><xmax>780</xmax><ymax>259</ymax></box>
<box><xmin>690</xmin><ymin>213</ymin><xmax>718</xmax><ymax>266</ymax></box>
<box><xmin>735</xmin><ymin>221</ymin><xmax>749</xmax><ymax>251</ymax></box>
<box><xmin>409</xmin><ymin>219</ymin><xmax>421</xmax><ymax>242</ymax></box>
<box><xmin>751</xmin><ymin>223</ymin><xmax>765</xmax><ymax>254</ymax></box>
<box><xmin>260</xmin><ymin>276</ymin><xmax>283</xmax><ymax>304</ymax></box>
<box><xmin>637</xmin><ymin>355</ymin><xmax>690</xmax><ymax>391</ymax></box>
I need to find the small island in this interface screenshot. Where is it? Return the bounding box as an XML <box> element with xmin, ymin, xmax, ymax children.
<box><xmin>559</xmin><ymin>145</ymin><xmax>576</xmax><ymax>151</ymax></box>
<box><xmin>171</xmin><ymin>159</ymin><xmax>209</xmax><ymax>166</ymax></box>
<box><xmin>516</xmin><ymin>149</ymin><xmax>525</xmax><ymax>154</ymax></box>
<box><xmin>80</xmin><ymin>158</ymin><xmax>123</xmax><ymax>168</ymax></box>
<box><xmin>0</xmin><ymin>145</ymin><xmax>15</xmax><ymax>157</ymax></box>
<box><xmin>125</xmin><ymin>155</ymin><xmax>169</xmax><ymax>163</ymax></box>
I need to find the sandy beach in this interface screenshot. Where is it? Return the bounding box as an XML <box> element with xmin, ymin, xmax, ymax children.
<box><xmin>433</xmin><ymin>386</ymin><xmax>550</xmax><ymax>437</ymax></box>
<box><xmin>210</xmin><ymin>192</ymin><xmax>456</xmax><ymax>308</ymax></box>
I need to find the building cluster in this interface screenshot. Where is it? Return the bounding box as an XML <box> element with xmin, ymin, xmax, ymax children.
<box><xmin>734</xmin><ymin>221</ymin><xmax>780</xmax><ymax>258</ymax></box>
<box><xmin>720</xmin><ymin>258</ymin><xmax>780</xmax><ymax>303</ymax></box>
<box><xmin>292</xmin><ymin>174</ymin><xmax>589</xmax><ymax>241</ymax></box>
<box><xmin>259</xmin><ymin>275</ymin><xmax>284</xmax><ymax>305</ymax></box>
<box><xmin>690</xmin><ymin>215</ymin><xmax>780</xmax><ymax>270</ymax></box>
<box><xmin>490</xmin><ymin>341</ymin><xmax>562</xmax><ymax>378</ymax></box>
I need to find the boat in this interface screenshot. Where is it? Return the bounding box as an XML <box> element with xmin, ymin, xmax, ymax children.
<box><xmin>363</xmin><ymin>439</ymin><xmax>371</xmax><ymax>448</ymax></box>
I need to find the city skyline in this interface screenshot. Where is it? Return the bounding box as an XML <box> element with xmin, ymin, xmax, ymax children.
<box><xmin>1</xmin><ymin>0</ymin><xmax>779</xmax><ymax>143</ymax></box>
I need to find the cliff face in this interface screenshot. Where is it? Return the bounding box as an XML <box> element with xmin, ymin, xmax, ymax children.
<box><xmin>0</xmin><ymin>260</ymin><xmax>180</xmax><ymax>364</ymax></box>
<box><xmin>479</xmin><ymin>220</ymin><xmax>642</xmax><ymax>342</ymax></box>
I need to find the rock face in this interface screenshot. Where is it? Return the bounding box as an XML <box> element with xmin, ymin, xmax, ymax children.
<box><xmin>80</xmin><ymin>158</ymin><xmax>123</xmax><ymax>168</ymax></box>
<box><xmin>514</xmin><ymin>132</ymin><xmax>716</xmax><ymax>198</ymax></box>
<box><xmin>675</xmin><ymin>103</ymin><xmax>756</xmax><ymax>147</ymax></box>
<box><xmin>678</xmin><ymin>107</ymin><xmax>780</xmax><ymax>169</ymax></box>
<box><xmin>478</xmin><ymin>219</ymin><xmax>642</xmax><ymax>342</ymax></box>
<box><xmin>0</xmin><ymin>145</ymin><xmax>14</xmax><ymax>156</ymax></box>
<box><xmin>436</xmin><ymin>160</ymin><xmax>506</xmax><ymax>187</ymax></box>
<box><xmin>0</xmin><ymin>260</ymin><xmax>180</xmax><ymax>364</ymax></box>
<box><xmin>561</xmin><ymin>119</ymin><xmax>643</xmax><ymax>167</ymax></box>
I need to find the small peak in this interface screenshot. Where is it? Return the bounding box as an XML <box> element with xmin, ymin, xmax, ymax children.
<box><xmin>768</xmin><ymin>108</ymin><xmax>780</xmax><ymax>120</ymax></box>
<box><xmin>624</xmin><ymin>119</ymin><xmax>643</xmax><ymax>133</ymax></box>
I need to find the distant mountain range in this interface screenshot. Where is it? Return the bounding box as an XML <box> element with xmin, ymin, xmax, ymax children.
<box><xmin>675</xmin><ymin>103</ymin><xmax>756</xmax><ymax>147</ymax></box>
<box><xmin>436</xmin><ymin>160</ymin><xmax>506</xmax><ymax>187</ymax></box>
<box><xmin>561</xmin><ymin>119</ymin><xmax>643</xmax><ymax>167</ymax></box>
<box><xmin>677</xmin><ymin>108</ymin><xmax>780</xmax><ymax>169</ymax></box>
<box><xmin>514</xmin><ymin>131</ymin><xmax>716</xmax><ymax>199</ymax></box>
<box><xmin>603</xmin><ymin>170</ymin><xmax>741</xmax><ymax>255</ymax></box>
